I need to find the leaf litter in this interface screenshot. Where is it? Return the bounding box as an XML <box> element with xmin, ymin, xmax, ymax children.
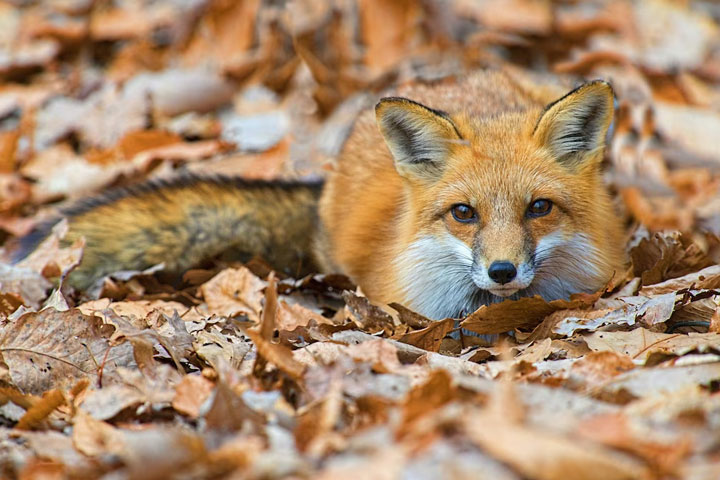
<box><xmin>0</xmin><ymin>0</ymin><xmax>719</xmax><ymax>478</ymax></box>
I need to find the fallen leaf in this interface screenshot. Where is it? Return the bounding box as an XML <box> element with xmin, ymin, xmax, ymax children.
<box><xmin>200</xmin><ymin>267</ymin><xmax>266</xmax><ymax>320</ymax></box>
<box><xmin>394</xmin><ymin>318</ymin><xmax>455</xmax><ymax>352</ymax></box>
<box><xmin>602</xmin><ymin>362</ymin><xmax>720</xmax><ymax>398</ymax></box>
<box><xmin>568</xmin><ymin>351</ymin><xmax>636</xmax><ymax>393</ymax></box>
<box><xmin>462</xmin><ymin>295</ymin><xmax>595</xmax><ymax>335</ymax></box>
<box><xmin>202</xmin><ymin>381</ymin><xmax>264</xmax><ymax>433</ymax></box>
<box><xmin>577</xmin><ymin>413</ymin><xmax>692</xmax><ymax>476</ymax></box>
<box><xmin>464</xmin><ymin>408</ymin><xmax>649</xmax><ymax>480</ymax></box>
<box><xmin>585</xmin><ymin>329</ymin><xmax>720</xmax><ymax>364</ymax></box>
<box><xmin>0</xmin><ymin>308</ymin><xmax>135</xmax><ymax>394</ymax></box>
<box><xmin>552</xmin><ymin>293</ymin><xmax>676</xmax><ymax>337</ymax></box>
<box><xmin>171</xmin><ymin>374</ymin><xmax>214</xmax><ymax>419</ymax></box>
<box><xmin>16</xmin><ymin>389</ymin><xmax>65</xmax><ymax>430</ymax></box>
<box><xmin>639</xmin><ymin>265</ymin><xmax>720</xmax><ymax>296</ymax></box>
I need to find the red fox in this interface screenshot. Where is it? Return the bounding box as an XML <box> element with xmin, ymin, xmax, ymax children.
<box><xmin>14</xmin><ymin>70</ymin><xmax>625</xmax><ymax>319</ymax></box>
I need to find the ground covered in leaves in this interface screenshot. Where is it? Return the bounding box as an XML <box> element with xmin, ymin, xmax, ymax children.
<box><xmin>1</xmin><ymin>0</ymin><xmax>720</xmax><ymax>479</ymax></box>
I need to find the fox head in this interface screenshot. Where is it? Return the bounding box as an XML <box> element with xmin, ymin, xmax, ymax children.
<box><xmin>375</xmin><ymin>81</ymin><xmax>622</xmax><ymax>318</ymax></box>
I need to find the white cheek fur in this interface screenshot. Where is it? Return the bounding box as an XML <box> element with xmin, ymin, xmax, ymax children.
<box><xmin>394</xmin><ymin>234</ymin><xmax>489</xmax><ymax>319</ymax></box>
<box><xmin>529</xmin><ymin>232</ymin><xmax>605</xmax><ymax>300</ymax></box>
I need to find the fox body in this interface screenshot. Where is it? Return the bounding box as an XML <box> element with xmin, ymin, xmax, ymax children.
<box><xmin>15</xmin><ymin>71</ymin><xmax>625</xmax><ymax>319</ymax></box>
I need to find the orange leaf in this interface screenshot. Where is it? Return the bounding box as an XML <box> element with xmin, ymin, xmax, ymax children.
<box><xmin>16</xmin><ymin>390</ymin><xmax>66</xmax><ymax>430</ymax></box>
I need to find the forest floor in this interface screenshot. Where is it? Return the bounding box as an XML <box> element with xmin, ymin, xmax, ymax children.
<box><xmin>0</xmin><ymin>1</ymin><xmax>720</xmax><ymax>478</ymax></box>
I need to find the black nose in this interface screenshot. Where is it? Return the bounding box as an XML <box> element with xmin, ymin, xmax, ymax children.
<box><xmin>488</xmin><ymin>261</ymin><xmax>517</xmax><ymax>284</ymax></box>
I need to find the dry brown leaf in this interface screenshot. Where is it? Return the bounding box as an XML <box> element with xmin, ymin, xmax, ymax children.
<box><xmin>602</xmin><ymin>362</ymin><xmax>720</xmax><ymax>398</ymax></box>
<box><xmin>461</xmin><ymin>295</ymin><xmax>596</xmax><ymax>335</ymax></box>
<box><xmin>388</xmin><ymin>302</ymin><xmax>434</xmax><ymax>329</ymax></box>
<box><xmin>295</xmin><ymin>377</ymin><xmax>343</xmax><ymax>454</ymax></box>
<box><xmin>577</xmin><ymin>413</ymin><xmax>692</xmax><ymax>476</ymax></box>
<box><xmin>465</xmin><ymin>409</ymin><xmax>650</xmax><ymax>480</ymax></box>
<box><xmin>400</xmin><ymin>369</ymin><xmax>454</xmax><ymax>429</ymax></box>
<box><xmin>394</xmin><ymin>318</ymin><xmax>455</xmax><ymax>353</ymax></box>
<box><xmin>638</xmin><ymin>265</ymin><xmax>720</xmax><ymax>296</ymax></box>
<box><xmin>654</xmin><ymin>102</ymin><xmax>720</xmax><ymax>166</ymax></box>
<box><xmin>0</xmin><ymin>308</ymin><xmax>135</xmax><ymax>394</ymax></box>
<box><xmin>0</xmin><ymin>174</ymin><xmax>31</xmax><ymax>214</ymax></box>
<box><xmin>343</xmin><ymin>291</ymin><xmax>399</xmax><ymax>334</ymax></box>
<box><xmin>246</xmin><ymin>327</ymin><xmax>306</xmax><ymax>382</ymax></box>
<box><xmin>0</xmin><ymin>130</ymin><xmax>19</xmax><ymax>172</ymax></box>
<box><xmin>0</xmin><ymin>264</ymin><xmax>51</xmax><ymax>310</ymax></box>
<box><xmin>246</xmin><ymin>272</ymin><xmax>307</xmax><ymax>381</ymax></box>
<box><xmin>117</xmin><ymin>129</ymin><xmax>182</xmax><ymax>159</ymax></box>
<box><xmin>193</xmin><ymin>330</ymin><xmax>253</xmax><ymax>372</ymax></box>
<box><xmin>200</xmin><ymin>267</ymin><xmax>266</xmax><ymax>320</ymax></box>
<box><xmin>131</xmin><ymin>139</ymin><xmax>234</xmax><ymax>166</ymax></box>
<box><xmin>77</xmin><ymin>384</ymin><xmax>147</xmax><ymax>421</ymax></box>
<box><xmin>203</xmin><ymin>381</ymin><xmax>264</xmax><ymax>433</ymax></box>
<box><xmin>258</xmin><ymin>272</ymin><xmax>278</xmax><ymax>340</ymax></box>
<box><xmin>14</xmin><ymin>219</ymin><xmax>74</xmax><ymax>275</ymax></box>
<box><xmin>72</xmin><ymin>410</ymin><xmax>125</xmax><ymax>457</ymax></box>
<box><xmin>359</xmin><ymin>0</ymin><xmax>423</xmax><ymax>74</ymax></box>
<box><xmin>515</xmin><ymin>338</ymin><xmax>553</xmax><ymax>364</ymax></box>
<box><xmin>172</xmin><ymin>374</ymin><xmax>214</xmax><ymax>419</ymax></box>
<box><xmin>589</xmin><ymin>0</ymin><xmax>717</xmax><ymax>72</ymax></box>
<box><xmin>710</xmin><ymin>302</ymin><xmax>720</xmax><ymax>333</ymax></box>
<box><xmin>21</xmin><ymin>145</ymin><xmax>126</xmax><ymax>202</ymax></box>
<box><xmin>630</xmin><ymin>232</ymin><xmax>715</xmax><ymax>286</ymax></box>
<box><xmin>186</xmin><ymin>143</ymin><xmax>289</xmax><ymax>180</ymax></box>
<box><xmin>0</xmin><ymin>291</ymin><xmax>26</xmax><ymax>316</ymax></box>
<box><xmin>114</xmin><ymin>428</ymin><xmax>208</xmax><ymax>478</ymax></box>
<box><xmin>78</xmin><ymin>299</ymin><xmax>196</xmax><ymax>324</ymax></box>
<box><xmin>89</xmin><ymin>4</ymin><xmax>176</xmax><ymax>41</ymax></box>
<box><xmin>182</xmin><ymin>0</ymin><xmax>260</xmax><ymax>67</ymax></box>
<box><xmin>621</xmin><ymin>187</ymin><xmax>694</xmax><ymax>232</ymax></box>
<box><xmin>551</xmin><ymin>293</ymin><xmax>677</xmax><ymax>337</ymax></box>
<box><xmin>585</xmin><ymin>329</ymin><xmax>720</xmax><ymax>364</ymax></box>
<box><xmin>457</xmin><ymin>0</ymin><xmax>552</xmax><ymax>35</ymax></box>
<box><xmin>16</xmin><ymin>389</ymin><xmax>65</xmax><ymax>430</ymax></box>
<box><xmin>0</xmin><ymin>385</ymin><xmax>39</xmax><ymax>410</ymax></box>
<box><xmin>276</xmin><ymin>300</ymin><xmax>333</xmax><ymax>333</ymax></box>
<box><xmin>568</xmin><ymin>351</ymin><xmax>636</xmax><ymax>393</ymax></box>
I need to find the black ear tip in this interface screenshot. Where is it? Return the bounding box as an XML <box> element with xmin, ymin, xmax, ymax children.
<box><xmin>583</xmin><ymin>79</ymin><xmax>615</xmax><ymax>98</ymax></box>
<box><xmin>375</xmin><ymin>96</ymin><xmax>410</xmax><ymax>112</ymax></box>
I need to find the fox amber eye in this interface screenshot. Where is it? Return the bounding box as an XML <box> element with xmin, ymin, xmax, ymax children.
<box><xmin>450</xmin><ymin>204</ymin><xmax>477</xmax><ymax>223</ymax></box>
<box><xmin>527</xmin><ymin>199</ymin><xmax>553</xmax><ymax>218</ymax></box>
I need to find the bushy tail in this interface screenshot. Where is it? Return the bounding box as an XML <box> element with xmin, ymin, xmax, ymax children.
<box><xmin>14</xmin><ymin>175</ymin><xmax>324</xmax><ymax>290</ymax></box>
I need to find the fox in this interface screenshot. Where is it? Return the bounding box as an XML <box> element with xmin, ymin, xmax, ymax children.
<box><xmin>13</xmin><ymin>70</ymin><xmax>626</xmax><ymax>320</ymax></box>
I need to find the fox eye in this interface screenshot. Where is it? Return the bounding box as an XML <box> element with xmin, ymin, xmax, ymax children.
<box><xmin>527</xmin><ymin>199</ymin><xmax>553</xmax><ymax>218</ymax></box>
<box><xmin>450</xmin><ymin>204</ymin><xmax>477</xmax><ymax>223</ymax></box>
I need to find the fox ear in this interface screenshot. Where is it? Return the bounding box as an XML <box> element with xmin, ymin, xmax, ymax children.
<box><xmin>376</xmin><ymin>97</ymin><xmax>462</xmax><ymax>181</ymax></box>
<box><xmin>534</xmin><ymin>81</ymin><xmax>614</xmax><ymax>167</ymax></box>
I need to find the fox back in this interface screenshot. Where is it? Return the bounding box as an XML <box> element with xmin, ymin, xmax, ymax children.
<box><xmin>318</xmin><ymin>70</ymin><xmax>626</xmax><ymax>319</ymax></box>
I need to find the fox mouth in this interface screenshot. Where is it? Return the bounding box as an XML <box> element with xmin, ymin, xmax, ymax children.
<box><xmin>488</xmin><ymin>286</ymin><xmax>520</xmax><ymax>297</ymax></box>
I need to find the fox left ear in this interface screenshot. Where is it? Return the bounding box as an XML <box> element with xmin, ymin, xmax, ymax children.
<box><xmin>534</xmin><ymin>81</ymin><xmax>614</xmax><ymax>167</ymax></box>
<box><xmin>376</xmin><ymin>97</ymin><xmax>462</xmax><ymax>181</ymax></box>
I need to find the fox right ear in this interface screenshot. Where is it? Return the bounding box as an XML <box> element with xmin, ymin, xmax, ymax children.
<box><xmin>376</xmin><ymin>97</ymin><xmax>462</xmax><ymax>181</ymax></box>
<box><xmin>534</xmin><ymin>81</ymin><xmax>615</xmax><ymax>168</ymax></box>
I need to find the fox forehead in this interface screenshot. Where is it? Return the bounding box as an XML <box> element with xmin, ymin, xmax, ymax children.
<box><xmin>426</xmin><ymin>113</ymin><xmax>573</xmax><ymax>199</ymax></box>
<box><xmin>429</xmin><ymin>147</ymin><xmax>576</xmax><ymax>214</ymax></box>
